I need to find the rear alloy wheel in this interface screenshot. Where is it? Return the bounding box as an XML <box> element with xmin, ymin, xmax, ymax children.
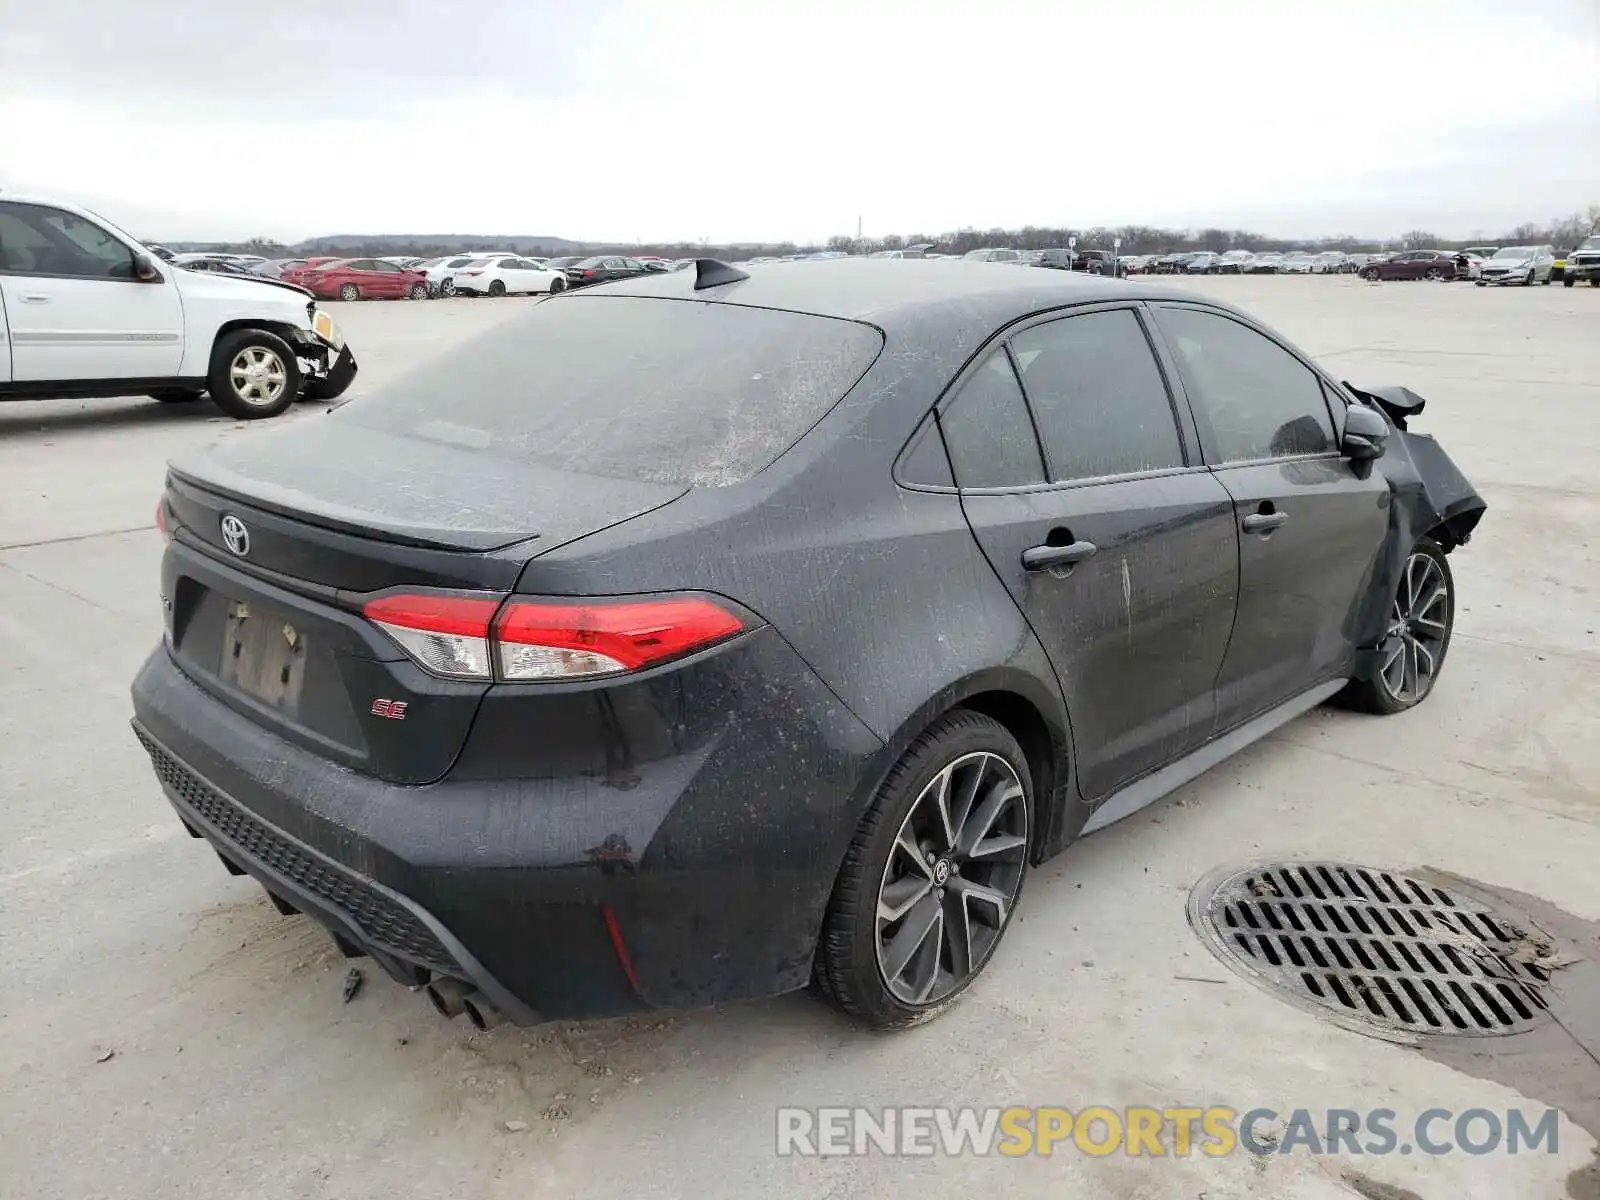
<box><xmin>815</xmin><ymin>710</ymin><xmax>1031</xmax><ymax>1028</ymax></box>
<box><xmin>1340</xmin><ymin>538</ymin><xmax>1454</xmax><ymax>715</ymax></box>
<box><xmin>1425</xmin><ymin>267</ymin><xmax>1443</xmax><ymax>281</ymax></box>
<box><xmin>208</xmin><ymin>329</ymin><xmax>301</xmax><ymax>420</ymax></box>
<box><xmin>338</xmin><ymin>283</ymin><xmax>360</xmax><ymax>302</ymax></box>
<box><xmin>488</xmin><ymin>279</ymin><xmax>507</xmax><ymax>297</ymax></box>
<box><xmin>409</xmin><ymin>282</ymin><xmax>428</xmax><ymax>300</ymax></box>
<box><xmin>440</xmin><ymin>278</ymin><xmax>457</xmax><ymax>297</ymax></box>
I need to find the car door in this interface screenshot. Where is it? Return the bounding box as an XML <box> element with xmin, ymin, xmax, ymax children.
<box><xmin>1150</xmin><ymin>303</ymin><xmax>1389</xmax><ymax>731</ymax></box>
<box><xmin>945</xmin><ymin>305</ymin><xmax>1240</xmax><ymax>801</ymax></box>
<box><xmin>366</xmin><ymin>259</ymin><xmax>406</xmax><ymax>296</ymax></box>
<box><xmin>0</xmin><ymin>200</ymin><xmax>184</xmax><ymax>382</ymax></box>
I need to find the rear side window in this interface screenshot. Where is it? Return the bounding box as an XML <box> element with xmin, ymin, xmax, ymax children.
<box><xmin>1156</xmin><ymin>307</ymin><xmax>1334</xmax><ymax>462</ymax></box>
<box><xmin>1010</xmin><ymin>309</ymin><xmax>1185</xmax><ymax>481</ymax></box>
<box><xmin>343</xmin><ymin>296</ymin><xmax>883</xmax><ymax>487</ymax></box>
<box><xmin>938</xmin><ymin>352</ymin><xmax>1045</xmax><ymax>488</ymax></box>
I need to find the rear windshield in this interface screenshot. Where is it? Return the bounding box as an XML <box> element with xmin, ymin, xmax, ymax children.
<box><xmin>340</xmin><ymin>296</ymin><xmax>884</xmax><ymax>487</ymax></box>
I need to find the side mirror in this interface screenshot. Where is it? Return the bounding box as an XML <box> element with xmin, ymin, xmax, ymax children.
<box><xmin>1342</xmin><ymin>403</ymin><xmax>1389</xmax><ymax>461</ymax></box>
<box><xmin>134</xmin><ymin>253</ymin><xmax>162</xmax><ymax>282</ymax></box>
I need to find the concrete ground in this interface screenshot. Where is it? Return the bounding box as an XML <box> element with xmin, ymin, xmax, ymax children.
<box><xmin>2</xmin><ymin>278</ymin><xmax>1596</xmax><ymax>1200</ymax></box>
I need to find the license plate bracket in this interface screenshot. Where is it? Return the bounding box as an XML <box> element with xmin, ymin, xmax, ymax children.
<box><xmin>219</xmin><ymin>601</ymin><xmax>308</xmax><ymax>712</ymax></box>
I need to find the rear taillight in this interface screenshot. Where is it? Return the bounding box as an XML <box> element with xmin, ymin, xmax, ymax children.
<box><xmin>361</xmin><ymin>592</ymin><xmax>743</xmax><ymax>682</ymax></box>
<box><xmin>495</xmin><ymin>597</ymin><xmax>743</xmax><ymax>679</ymax></box>
<box><xmin>363</xmin><ymin>592</ymin><xmax>500</xmax><ymax>679</ymax></box>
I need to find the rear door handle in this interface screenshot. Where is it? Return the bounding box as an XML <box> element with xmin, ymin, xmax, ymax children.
<box><xmin>1022</xmin><ymin>540</ymin><xmax>1098</xmax><ymax>571</ymax></box>
<box><xmin>1241</xmin><ymin>512</ymin><xmax>1288</xmax><ymax>534</ymax></box>
<box><xmin>19</xmin><ymin>293</ymin><xmax>50</xmax><ymax>303</ymax></box>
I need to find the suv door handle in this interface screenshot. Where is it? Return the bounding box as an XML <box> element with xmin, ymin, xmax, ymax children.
<box><xmin>1241</xmin><ymin>511</ymin><xmax>1288</xmax><ymax>534</ymax></box>
<box><xmin>1022</xmin><ymin>539</ymin><xmax>1098</xmax><ymax>571</ymax></box>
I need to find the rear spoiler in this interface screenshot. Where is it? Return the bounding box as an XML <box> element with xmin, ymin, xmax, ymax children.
<box><xmin>1344</xmin><ymin>383</ymin><xmax>1426</xmax><ymax>430</ymax></box>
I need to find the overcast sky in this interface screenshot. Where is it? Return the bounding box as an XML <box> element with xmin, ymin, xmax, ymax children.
<box><xmin>2</xmin><ymin>0</ymin><xmax>1596</xmax><ymax>243</ymax></box>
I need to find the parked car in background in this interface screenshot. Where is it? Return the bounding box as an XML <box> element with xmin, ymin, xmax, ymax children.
<box><xmin>545</xmin><ymin>256</ymin><xmax>586</xmax><ymax>274</ymax></box>
<box><xmin>1031</xmin><ymin>249</ymin><xmax>1073</xmax><ymax>270</ymax></box>
<box><xmin>1476</xmin><ymin>245</ymin><xmax>1555</xmax><ymax>286</ymax></box>
<box><xmin>1151</xmin><ymin>252</ymin><xmax>1194</xmax><ymax>274</ymax></box>
<box><xmin>1359</xmin><ymin>251</ymin><xmax>1460</xmax><ymax>281</ymax></box>
<box><xmin>145</xmin><ymin>244</ymin><xmax>177</xmax><ymax>262</ymax></box>
<box><xmin>249</xmin><ymin>258</ymin><xmax>309</xmax><ymax>279</ymax></box>
<box><xmin>178</xmin><ymin>255</ymin><xmax>260</xmax><ymax>276</ymax></box>
<box><xmin>129</xmin><ymin>258</ymin><xmax>1484</xmax><ymax>1033</ymax></box>
<box><xmin>1185</xmin><ymin>251</ymin><xmax>1222</xmax><ymax>274</ymax></box>
<box><xmin>1118</xmin><ymin>255</ymin><xmax>1152</xmax><ymax>274</ymax></box>
<box><xmin>297</xmin><ymin>258</ymin><xmax>430</xmax><ymax>301</ymax></box>
<box><xmin>421</xmin><ymin>255</ymin><xmax>491</xmax><ymax>297</ymax></box>
<box><xmin>1278</xmin><ymin>252</ymin><xmax>1315</xmax><ymax>274</ymax></box>
<box><xmin>451</xmin><ymin>255</ymin><xmax>569</xmax><ymax>296</ymax></box>
<box><xmin>1070</xmin><ymin>249</ymin><xmax>1115</xmax><ymax>274</ymax></box>
<box><xmin>1249</xmin><ymin>252</ymin><xmax>1284</xmax><ymax>273</ymax></box>
<box><xmin>1560</xmin><ymin>235</ymin><xmax>1599</xmax><ymax>287</ymax></box>
<box><xmin>0</xmin><ymin>193</ymin><xmax>356</xmax><ymax>418</ymax></box>
<box><xmin>1461</xmin><ymin>246</ymin><xmax>1498</xmax><ymax>261</ymax></box>
<box><xmin>1217</xmin><ymin>250</ymin><xmax>1255</xmax><ymax>274</ymax></box>
<box><xmin>1312</xmin><ymin>251</ymin><xmax>1347</xmax><ymax>274</ymax></box>
<box><xmin>962</xmin><ymin>248</ymin><xmax>1022</xmax><ymax>263</ymax></box>
<box><xmin>563</xmin><ymin>256</ymin><xmax>655</xmax><ymax>287</ymax></box>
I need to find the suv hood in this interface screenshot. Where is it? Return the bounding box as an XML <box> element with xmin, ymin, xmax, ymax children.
<box><xmin>169</xmin><ymin>416</ymin><xmax>687</xmax><ymax>553</ymax></box>
<box><xmin>175</xmin><ymin>268</ymin><xmax>313</xmax><ymax>303</ymax></box>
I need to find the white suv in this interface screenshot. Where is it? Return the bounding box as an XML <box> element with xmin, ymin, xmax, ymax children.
<box><xmin>0</xmin><ymin>196</ymin><xmax>355</xmax><ymax>419</ymax></box>
<box><xmin>0</xmin><ymin>195</ymin><xmax>356</xmax><ymax>419</ymax></box>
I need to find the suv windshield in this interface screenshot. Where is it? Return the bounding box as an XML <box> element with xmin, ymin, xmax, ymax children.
<box><xmin>341</xmin><ymin>297</ymin><xmax>884</xmax><ymax>487</ymax></box>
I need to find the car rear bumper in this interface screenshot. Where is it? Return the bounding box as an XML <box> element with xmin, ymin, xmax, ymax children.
<box><xmin>129</xmin><ymin>629</ymin><xmax>883</xmax><ymax>1022</ymax></box>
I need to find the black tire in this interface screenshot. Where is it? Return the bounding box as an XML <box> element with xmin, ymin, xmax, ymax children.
<box><xmin>548</xmin><ymin>277</ymin><xmax>566</xmax><ymax>294</ymax></box>
<box><xmin>1339</xmin><ymin>538</ymin><xmax>1454</xmax><ymax>716</ymax></box>
<box><xmin>207</xmin><ymin>329</ymin><xmax>300</xmax><ymax>420</ymax></box>
<box><xmin>1564</xmin><ymin>276</ymin><xmax>1575</xmax><ymax>287</ymax></box>
<box><xmin>1362</xmin><ymin>268</ymin><xmax>1380</xmax><ymax>281</ymax></box>
<box><xmin>338</xmin><ymin>283</ymin><xmax>360</xmax><ymax>302</ymax></box>
<box><xmin>409</xmin><ymin>282</ymin><xmax>428</xmax><ymax>300</ymax></box>
<box><xmin>488</xmin><ymin>279</ymin><xmax>507</xmax><ymax>297</ymax></box>
<box><xmin>1475</xmin><ymin>280</ymin><xmax>1486</xmax><ymax>287</ymax></box>
<box><xmin>814</xmin><ymin>710</ymin><xmax>1032</xmax><ymax>1029</ymax></box>
<box><xmin>1591</xmin><ymin>277</ymin><xmax>1599</xmax><ymax>288</ymax></box>
<box><xmin>299</xmin><ymin>348</ymin><xmax>358</xmax><ymax>402</ymax></box>
<box><xmin>148</xmin><ymin>388</ymin><xmax>205</xmax><ymax>404</ymax></box>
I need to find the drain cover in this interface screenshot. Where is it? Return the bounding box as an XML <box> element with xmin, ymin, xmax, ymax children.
<box><xmin>1188</xmin><ymin>862</ymin><xmax>1552</xmax><ymax>1040</ymax></box>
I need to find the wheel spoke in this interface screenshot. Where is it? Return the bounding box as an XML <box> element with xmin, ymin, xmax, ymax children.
<box><xmin>948</xmin><ymin>760</ymin><xmax>984</xmax><ymax>845</ymax></box>
<box><xmin>949</xmin><ymin>876</ymin><xmax>1009</xmax><ymax>926</ymax></box>
<box><xmin>880</xmin><ymin>894</ymin><xmax>942</xmax><ymax>983</ymax></box>
<box><xmin>956</xmin><ymin>778</ymin><xmax>1022</xmax><ymax>857</ymax></box>
<box><xmin>942</xmin><ymin>892</ymin><xmax>973</xmax><ymax>981</ymax></box>
<box><xmin>1403</xmin><ymin>640</ymin><xmax>1419</xmax><ymax>697</ymax></box>
<box><xmin>1412</xmin><ymin>584</ymin><xmax>1447</xmax><ymax>632</ymax></box>
<box><xmin>878</xmin><ymin>875</ymin><xmax>928</xmax><ymax>925</ymax></box>
<box><xmin>1413</xmin><ymin>638</ymin><xmax>1436</xmax><ymax>681</ymax></box>
<box><xmin>926</xmin><ymin>764</ymin><xmax>958</xmax><ymax>852</ymax></box>
<box><xmin>968</xmin><ymin>831</ymin><xmax>1028</xmax><ymax>860</ymax></box>
<box><xmin>895</xmin><ymin>827</ymin><xmax>934</xmax><ymax>883</ymax></box>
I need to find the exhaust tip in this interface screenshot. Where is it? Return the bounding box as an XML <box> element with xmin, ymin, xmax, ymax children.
<box><xmin>462</xmin><ymin>991</ymin><xmax>506</xmax><ymax>1031</ymax></box>
<box><xmin>426</xmin><ymin>977</ymin><xmax>470</xmax><ymax>1019</ymax></box>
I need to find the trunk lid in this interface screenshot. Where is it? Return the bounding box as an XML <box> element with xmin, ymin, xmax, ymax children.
<box><xmin>161</xmin><ymin>421</ymin><xmax>686</xmax><ymax>784</ymax></box>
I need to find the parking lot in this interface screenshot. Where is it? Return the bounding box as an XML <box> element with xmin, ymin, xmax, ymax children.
<box><xmin>3</xmin><ymin>276</ymin><xmax>1597</xmax><ymax>1199</ymax></box>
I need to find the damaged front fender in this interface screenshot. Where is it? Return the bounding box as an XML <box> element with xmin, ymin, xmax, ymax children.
<box><xmin>1348</xmin><ymin>386</ymin><xmax>1487</xmax><ymax>680</ymax></box>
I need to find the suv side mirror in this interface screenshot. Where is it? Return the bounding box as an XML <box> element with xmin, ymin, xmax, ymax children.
<box><xmin>1342</xmin><ymin>403</ymin><xmax>1389</xmax><ymax>460</ymax></box>
<box><xmin>133</xmin><ymin>253</ymin><xmax>162</xmax><ymax>282</ymax></box>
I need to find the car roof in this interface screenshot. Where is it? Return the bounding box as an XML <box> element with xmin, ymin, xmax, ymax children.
<box><xmin>578</xmin><ymin>258</ymin><xmax>1195</xmax><ymax>330</ymax></box>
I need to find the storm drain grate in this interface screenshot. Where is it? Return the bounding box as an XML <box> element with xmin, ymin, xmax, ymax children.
<box><xmin>1188</xmin><ymin>863</ymin><xmax>1553</xmax><ymax>1039</ymax></box>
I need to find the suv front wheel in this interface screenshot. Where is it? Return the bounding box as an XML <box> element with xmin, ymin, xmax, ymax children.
<box><xmin>208</xmin><ymin>329</ymin><xmax>301</xmax><ymax>419</ymax></box>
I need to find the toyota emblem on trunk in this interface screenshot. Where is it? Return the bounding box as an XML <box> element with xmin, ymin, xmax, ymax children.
<box><xmin>219</xmin><ymin>514</ymin><xmax>251</xmax><ymax>557</ymax></box>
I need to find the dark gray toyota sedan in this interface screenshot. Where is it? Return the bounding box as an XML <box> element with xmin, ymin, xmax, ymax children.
<box><xmin>132</xmin><ymin>260</ymin><xmax>1484</xmax><ymax>1030</ymax></box>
